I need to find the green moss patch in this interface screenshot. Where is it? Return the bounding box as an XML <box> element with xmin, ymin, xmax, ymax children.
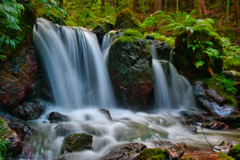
<box><xmin>230</xmin><ymin>142</ymin><xmax>240</xmax><ymax>159</ymax></box>
<box><xmin>124</xmin><ymin>29</ymin><xmax>144</xmax><ymax>38</ymax></box>
<box><xmin>136</xmin><ymin>148</ymin><xmax>169</xmax><ymax>160</ymax></box>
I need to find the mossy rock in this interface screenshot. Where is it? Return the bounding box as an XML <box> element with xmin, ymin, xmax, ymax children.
<box><xmin>123</xmin><ymin>29</ymin><xmax>144</xmax><ymax>38</ymax></box>
<box><xmin>108</xmin><ymin>35</ymin><xmax>154</xmax><ymax>110</ymax></box>
<box><xmin>61</xmin><ymin>133</ymin><xmax>93</xmax><ymax>153</ymax></box>
<box><xmin>230</xmin><ymin>142</ymin><xmax>240</xmax><ymax>159</ymax></box>
<box><xmin>135</xmin><ymin>148</ymin><xmax>169</xmax><ymax>160</ymax></box>
<box><xmin>114</xmin><ymin>9</ymin><xmax>141</xmax><ymax>30</ymax></box>
<box><xmin>173</xmin><ymin>30</ymin><xmax>223</xmax><ymax>79</ymax></box>
<box><xmin>92</xmin><ymin>21</ymin><xmax>114</xmax><ymax>45</ymax></box>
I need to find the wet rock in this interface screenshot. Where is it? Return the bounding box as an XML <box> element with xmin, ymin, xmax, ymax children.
<box><xmin>48</xmin><ymin>112</ymin><xmax>70</xmax><ymax>123</ymax></box>
<box><xmin>147</xmin><ymin>40</ymin><xmax>172</xmax><ymax>61</ymax></box>
<box><xmin>194</xmin><ymin>81</ymin><xmax>239</xmax><ymax>117</ymax></box>
<box><xmin>214</xmin><ymin>115</ymin><xmax>240</xmax><ymax>129</ymax></box>
<box><xmin>213</xmin><ymin>140</ymin><xmax>233</xmax><ymax>155</ymax></box>
<box><xmin>0</xmin><ymin>117</ymin><xmax>23</xmax><ymax>157</ymax></box>
<box><xmin>11</xmin><ymin>99</ymin><xmax>46</xmax><ymax>120</ymax></box>
<box><xmin>114</xmin><ymin>9</ymin><xmax>141</xmax><ymax>29</ymax></box>
<box><xmin>101</xmin><ymin>143</ymin><xmax>147</xmax><ymax>160</ymax></box>
<box><xmin>53</xmin><ymin>153</ymin><xmax>76</xmax><ymax>160</ymax></box>
<box><xmin>61</xmin><ymin>133</ymin><xmax>93</xmax><ymax>153</ymax></box>
<box><xmin>108</xmin><ymin>34</ymin><xmax>154</xmax><ymax>110</ymax></box>
<box><xmin>19</xmin><ymin>143</ymin><xmax>33</xmax><ymax>159</ymax></box>
<box><xmin>167</xmin><ymin>142</ymin><xmax>186</xmax><ymax>160</ymax></box>
<box><xmin>202</xmin><ymin>121</ymin><xmax>230</xmax><ymax>130</ymax></box>
<box><xmin>185</xmin><ymin>126</ymin><xmax>198</xmax><ymax>133</ymax></box>
<box><xmin>173</xmin><ymin>30</ymin><xmax>223</xmax><ymax>79</ymax></box>
<box><xmin>0</xmin><ymin>45</ymin><xmax>37</xmax><ymax>111</ymax></box>
<box><xmin>92</xmin><ymin>22</ymin><xmax>114</xmax><ymax>45</ymax></box>
<box><xmin>229</xmin><ymin>142</ymin><xmax>240</xmax><ymax>159</ymax></box>
<box><xmin>55</xmin><ymin>123</ymin><xmax>76</xmax><ymax>136</ymax></box>
<box><xmin>174</xmin><ymin>117</ymin><xmax>191</xmax><ymax>126</ymax></box>
<box><xmin>180</xmin><ymin>109</ymin><xmax>211</xmax><ymax>123</ymax></box>
<box><xmin>135</xmin><ymin>148</ymin><xmax>169</xmax><ymax>160</ymax></box>
<box><xmin>99</xmin><ymin>109</ymin><xmax>112</xmax><ymax>120</ymax></box>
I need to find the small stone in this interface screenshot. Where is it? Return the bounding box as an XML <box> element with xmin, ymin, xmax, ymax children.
<box><xmin>213</xmin><ymin>140</ymin><xmax>233</xmax><ymax>155</ymax></box>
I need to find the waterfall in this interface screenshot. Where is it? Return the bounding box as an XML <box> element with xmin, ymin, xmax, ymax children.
<box><xmin>101</xmin><ymin>31</ymin><xmax>117</xmax><ymax>64</ymax></box>
<box><xmin>33</xmin><ymin>18</ymin><xmax>115</xmax><ymax>109</ymax></box>
<box><xmin>150</xmin><ymin>45</ymin><xmax>196</xmax><ymax>109</ymax></box>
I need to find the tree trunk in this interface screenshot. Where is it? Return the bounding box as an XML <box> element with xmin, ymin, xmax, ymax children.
<box><xmin>59</xmin><ymin>0</ymin><xmax>63</xmax><ymax>25</ymax></box>
<box><xmin>131</xmin><ymin>0</ymin><xmax>137</xmax><ymax>13</ymax></box>
<box><xmin>199</xmin><ymin>0</ymin><xmax>207</xmax><ymax>15</ymax></box>
<box><xmin>227</xmin><ymin>0</ymin><xmax>230</xmax><ymax>20</ymax></box>
<box><xmin>101</xmin><ymin>0</ymin><xmax>105</xmax><ymax>17</ymax></box>
<box><xmin>195</xmin><ymin>0</ymin><xmax>200</xmax><ymax>17</ymax></box>
<box><xmin>154</xmin><ymin>0</ymin><xmax>162</xmax><ymax>12</ymax></box>
<box><xmin>233</xmin><ymin>0</ymin><xmax>240</xmax><ymax>26</ymax></box>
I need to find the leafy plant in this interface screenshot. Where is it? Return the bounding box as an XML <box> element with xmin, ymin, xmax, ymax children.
<box><xmin>204</xmin><ymin>74</ymin><xmax>238</xmax><ymax>106</ymax></box>
<box><xmin>148</xmin><ymin>33</ymin><xmax>175</xmax><ymax>47</ymax></box>
<box><xmin>0</xmin><ymin>138</ymin><xmax>7</xmax><ymax>160</ymax></box>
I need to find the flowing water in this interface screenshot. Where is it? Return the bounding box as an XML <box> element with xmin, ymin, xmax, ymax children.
<box><xmin>26</xmin><ymin>19</ymin><xmax>236</xmax><ymax>160</ymax></box>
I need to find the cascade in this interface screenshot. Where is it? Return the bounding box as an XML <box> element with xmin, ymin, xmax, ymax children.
<box><xmin>33</xmin><ymin>18</ymin><xmax>115</xmax><ymax>109</ymax></box>
<box><xmin>150</xmin><ymin>45</ymin><xmax>196</xmax><ymax>109</ymax></box>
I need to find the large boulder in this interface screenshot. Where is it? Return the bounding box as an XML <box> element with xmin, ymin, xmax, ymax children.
<box><xmin>47</xmin><ymin>112</ymin><xmax>70</xmax><ymax>123</ymax></box>
<box><xmin>114</xmin><ymin>9</ymin><xmax>141</xmax><ymax>30</ymax></box>
<box><xmin>61</xmin><ymin>133</ymin><xmax>93</xmax><ymax>153</ymax></box>
<box><xmin>108</xmin><ymin>33</ymin><xmax>154</xmax><ymax>110</ymax></box>
<box><xmin>11</xmin><ymin>99</ymin><xmax>46</xmax><ymax>120</ymax></box>
<box><xmin>173</xmin><ymin>30</ymin><xmax>223</xmax><ymax>79</ymax></box>
<box><xmin>147</xmin><ymin>40</ymin><xmax>172</xmax><ymax>60</ymax></box>
<box><xmin>0</xmin><ymin>117</ymin><xmax>23</xmax><ymax>157</ymax></box>
<box><xmin>0</xmin><ymin>45</ymin><xmax>37</xmax><ymax>111</ymax></box>
<box><xmin>101</xmin><ymin>143</ymin><xmax>147</xmax><ymax>160</ymax></box>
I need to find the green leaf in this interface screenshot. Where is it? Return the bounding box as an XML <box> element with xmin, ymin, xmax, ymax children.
<box><xmin>195</xmin><ymin>60</ymin><xmax>205</xmax><ymax>68</ymax></box>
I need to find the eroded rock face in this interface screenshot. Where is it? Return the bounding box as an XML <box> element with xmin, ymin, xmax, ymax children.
<box><xmin>194</xmin><ymin>81</ymin><xmax>239</xmax><ymax>117</ymax></box>
<box><xmin>213</xmin><ymin>140</ymin><xmax>233</xmax><ymax>155</ymax></box>
<box><xmin>61</xmin><ymin>133</ymin><xmax>93</xmax><ymax>153</ymax></box>
<box><xmin>48</xmin><ymin>112</ymin><xmax>70</xmax><ymax>123</ymax></box>
<box><xmin>202</xmin><ymin>121</ymin><xmax>230</xmax><ymax>130</ymax></box>
<box><xmin>114</xmin><ymin>9</ymin><xmax>140</xmax><ymax>29</ymax></box>
<box><xmin>99</xmin><ymin>109</ymin><xmax>112</xmax><ymax>120</ymax></box>
<box><xmin>167</xmin><ymin>142</ymin><xmax>186</xmax><ymax>160</ymax></box>
<box><xmin>101</xmin><ymin>143</ymin><xmax>147</xmax><ymax>160</ymax></box>
<box><xmin>180</xmin><ymin>109</ymin><xmax>211</xmax><ymax>124</ymax></box>
<box><xmin>147</xmin><ymin>40</ymin><xmax>172</xmax><ymax>60</ymax></box>
<box><xmin>11</xmin><ymin>99</ymin><xmax>46</xmax><ymax>120</ymax></box>
<box><xmin>0</xmin><ymin>117</ymin><xmax>23</xmax><ymax>157</ymax></box>
<box><xmin>108</xmin><ymin>36</ymin><xmax>154</xmax><ymax>110</ymax></box>
<box><xmin>0</xmin><ymin>45</ymin><xmax>37</xmax><ymax>111</ymax></box>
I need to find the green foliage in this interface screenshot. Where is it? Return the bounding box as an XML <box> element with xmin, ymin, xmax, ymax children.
<box><xmin>204</xmin><ymin>74</ymin><xmax>238</xmax><ymax>106</ymax></box>
<box><xmin>195</xmin><ymin>60</ymin><xmax>205</xmax><ymax>68</ymax></box>
<box><xmin>230</xmin><ymin>142</ymin><xmax>240</xmax><ymax>159</ymax></box>
<box><xmin>124</xmin><ymin>29</ymin><xmax>144</xmax><ymax>38</ymax></box>
<box><xmin>218</xmin><ymin>153</ymin><xmax>235</xmax><ymax>160</ymax></box>
<box><xmin>136</xmin><ymin>148</ymin><xmax>169</xmax><ymax>160</ymax></box>
<box><xmin>149</xmin><ymin>33</ymin><xmax>175</xmax><ymax>47</ymax></box>
<box><xmin>0</xmin><ymin>118</ymin><xmax>9</xmax><ymax>160</ymax></box>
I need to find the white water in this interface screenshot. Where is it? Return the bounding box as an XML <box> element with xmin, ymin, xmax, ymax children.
<box><xmin>150</xmin><ymin>45</ymin><xmax>196</xmax><ymax>109</ymax></box>
<box><xmin>34</xmin><ymin>18</ymin><xmax>115</xmax><ymax>109</ymax></box>
<box><xmin>101</xmin><ymin>31</ymin><xmax>117</xmax><ymax>64</ymax></box>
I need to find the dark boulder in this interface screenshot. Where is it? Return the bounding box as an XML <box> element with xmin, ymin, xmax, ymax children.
<box><xmin>101</xmin><ymin>143</ymin><xmax>147</xmax><ymax>160</ymax></box>
<box><xmin>61</xmin><ymin>133</ymin><xmax>93</xmax><ymax>153</ymax></box>
<box><xmin>173</xmin><ymin>30</ymin><xmax>223</xmax><ymax>79</ymax></box>
<box><xmin>114</xmin><ymin>9</ymin><xmax>141</xmax><ymax>30</ymax></box>
<box><xmin>194</xmin><ymin>81</ymin><xmax>239</xmax><ymax>117</ymax></box>
<box><xmin>108</xmin><ymin>35</ymin><xmax>154</xmax><ymax>110</ymax></box>
<box><xmin>11</xmin><ymin>99</ymin><xmax>46</xmax><ymax>120</ymax></box>
<box><xmin>147</xmin><ymin>40</ymin><xmax>172</xmax><ymax>61</ymax></box>
<box><xmin>47</xmin><ymin>112</ymin><xmax>70</xmax><ymax>123</ymax></box>
<box><xmin>99</xmin><ymin>109</ymin><xmax>112</xmax><ymax>120</ymax></box>
<box><xmin>0</xmin><ymin>45</ymin><xmax>37</xmax><ymax>111</ymax></box>
<box><xmin>92</xmin><ymin>22</ymin><xmax>114</xmax><ymax>45</ymax></box>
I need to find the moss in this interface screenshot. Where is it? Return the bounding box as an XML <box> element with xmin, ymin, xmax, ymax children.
<box><xmin>136</xmin><ymin>148</ymin><xmax>169</xmax><ymax>160</ymax></box>
<box><xmin>181</xmin><ymin>155</ymin><xmax>197</xmax><ymax>160</ymax></box>
<box><xmin>218</xmin><ymin>152</ymin><xmax>235</xmax><ymax>160</ymax></box>
<box><xmin>124</xmin><ymin>29</ymin><xmax>144</xmax><ymax>38</ymax></box>
<box><xmin>114</xmin><ymin>9</ymin><xmax>141</xmax><ymax>30</ymax></box>
<box><xmin>0</xmin><ymin>118</ymin><xmax>10</xmax><ymax>135</ymax></box>
<box><xmin>230</xmin><ymin>142</ymin><xmax>240</xmax><ymax>159</ymax></box>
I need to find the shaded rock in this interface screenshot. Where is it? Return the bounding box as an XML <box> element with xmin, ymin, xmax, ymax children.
<box><xmin>99</xmin><ymin>109</ymin><xmax>112</xmax><ymax>120</ymax></box>
<box><xmin>114</xmin><ymin>9</ymin><xmax>141</xmax><ymax>29</ymax></box>
<box><xmin>173</xmin><ymin>30</ymin><xmax>223</xmax><ymax>79</ymax></box>
<box><xmin>214</xmin><ymin>115</ymin><xmax>240</xmax><ymax>129</ymax></box>
<box><xmin>229</xmin><ymin>142</ymin><xmax>240</xmax><ymax>159</ymax></box>
<box><xmin>11</xmin><ymin>99</ymin><xmax>46</xmax><ymax>120</ymax></box>
<box><xmin>213</xmin><ymin>140</ymin><xmax>233</xmax><ymax>155</ymax></box>
<box><xmin>145</xmin><ymin>35</ymin><xmax>154</xmax><ymax>40</ymax></box>
<box><xmin>202</xmin><ymin>121</ymin><xmax>230</xmax><ymax>130</ymax></box>
<box><xmin>48</xmin><ymin>112</ymin><xmax>70</xmax><ymax>123</ymax></box>
<box><xmin>61</xmin><ymin>133</ymin><xmax>93</xmax><ymax>153</ymax></box>
<box><xmin>0</xmin><ymin>45</ymin><xmax>37</xmax><ymax>111</ymax></box>
<box><xmin>135</xmin><ymin>148</ymin><xmax>169</xmax><ymax>160</ymax></box>
<box><xmin>101</xmin><ymin>143</ymin><xmax>147</xmax><ymax>160</ymax></box>
<box><xmin>0</xmin><ymin>117</ymin><xmax>23</xmax><ymax>157</ymax></box>
<box><xmin>180</xmin><ymin>109</ymin><xmax>211</xmax><ymax>123</ymax></box>
<box><xmin>167</xmin><ymin>142</ymin><xmax>186</xmax><ymax>160</ymax></box>
<box><xmin>19</xmin><ymin>143</ymin><xmax>33</xmax><ymax>159</ymax></box>
<box><xmin>174</xmin><ymin>117</ymin><xmax>191</xmax><ymax>126</ymax></box>
<box><xmin>108</xmin><ymin>35</ymin><xmax>154</xmax><ymax>110</ymax></box>
<box><xmin>194</xmin><ymin>81</ymin><xmax>239</xmax><ymax>117</ymax></box>
<box><xmin>92</xmin><ymin>22</ymin><xmax>114</xmax><ymax>45</ymax></box>
<box><xmin>147</xmin><ymin>40</ymin><xmax>172</xmax><ymax>61</ymax></box>
<box><xmin>55</xmin><ymin>123</ymin><xmax>76</xmax><ymax>136</ymax></box>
